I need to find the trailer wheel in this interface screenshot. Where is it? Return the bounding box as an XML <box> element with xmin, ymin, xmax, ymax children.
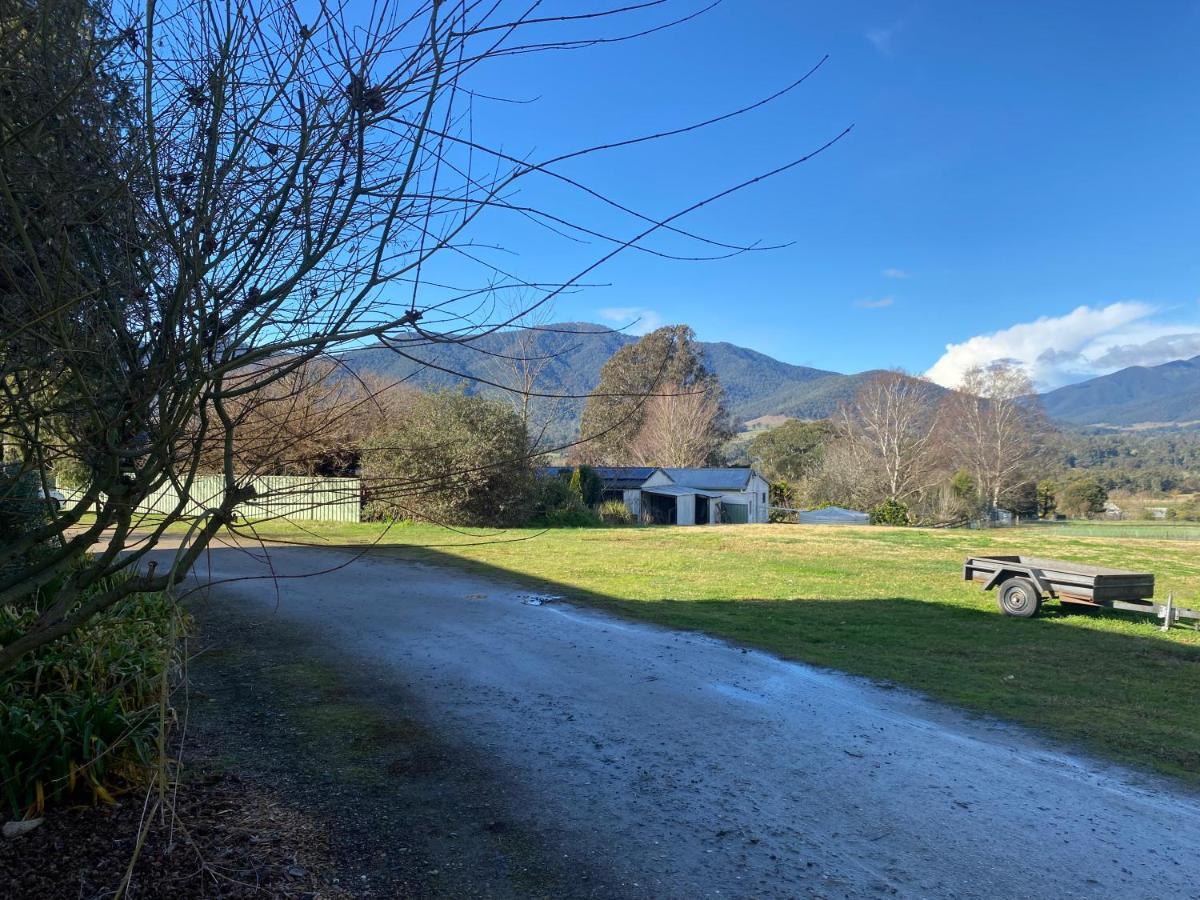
<box><xmin>998</xmin><ymin>577</ymin><xmax>1042</xmax><ymax>618</ymax></box>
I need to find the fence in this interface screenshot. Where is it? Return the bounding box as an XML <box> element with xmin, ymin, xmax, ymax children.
<box><xmin>61</xmin><ymin>475</ymin><xmax>361</xmax><ymax>523</ymax></box>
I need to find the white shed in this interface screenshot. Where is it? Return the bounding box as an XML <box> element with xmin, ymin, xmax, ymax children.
<box><xmin>640</xmin><ymin>467</ymin><xmax>771</xmax><ymax>525</ymax></box>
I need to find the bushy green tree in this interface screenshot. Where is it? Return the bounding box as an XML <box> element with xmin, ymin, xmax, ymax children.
<box><xmin>577</xmin><ymin>325</ymin><xmax>727</xmax><ymax>465</ymax></box>
<box><xmin>748</xmin><ymin>419</ymin><xmax>832</xmax><ymax>482</ymax></box>
<box><xmin>951</xmin><ymin>469</ymin><xmax>977</xmax><ymax>501</ymax></box>
<box><xmin>362</xmin><ymin>392</ymin><xmax>533</xmax><ymax>526</ymax></box>
<box><xmin>1036</xmin><ymin>479</ymin><xmax>1057</xmax><ymax>518</ymax></box>
<box><xmin>1059</xmin><ymin>477</ymin><xmax>1108</xmax><ymax>519</ymax></box>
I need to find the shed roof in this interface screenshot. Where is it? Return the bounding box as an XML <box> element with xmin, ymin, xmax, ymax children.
<box><xmin>657</xmin><ymin>467</ymin><xmax>757</xmax><ymax>491</ymax></box>
<box><xmin>642</xmin><ymin>484</ymin><xmax>723</xmax><ymax>499</ymax></box>
<box><xmin>535</xmin><ymin>466</ymin><xmax>654</xmax><ymax>490</ymax></box>
<box><xmin>592</xmin><ymin>466</ymin><xmax>656</xmax><ymax>489</ymax></box>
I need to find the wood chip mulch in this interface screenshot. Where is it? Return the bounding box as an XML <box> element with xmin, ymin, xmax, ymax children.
<box><xmin>0</xmin><ymin>772</ymin><xmax>351</xmax><ymax>899</ymax></box>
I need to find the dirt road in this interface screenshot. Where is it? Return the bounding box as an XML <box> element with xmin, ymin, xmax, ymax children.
<box><xmin>180</xmin><ymin>544</ymin><xmax>1200</xmax><ymax>899</ymax></box>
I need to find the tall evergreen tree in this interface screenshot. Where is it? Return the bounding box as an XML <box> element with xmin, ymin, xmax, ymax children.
<box><xmin>576</xmin><ymin>325</ymin><xmax>727</xmax><ymax>465</ymax></box>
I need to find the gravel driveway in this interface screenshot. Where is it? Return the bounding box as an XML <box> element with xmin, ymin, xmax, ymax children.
<box><xmin>179</xmin><ymin>544</ymin><xmax>1200</xmax><ymax>899</ymax></box>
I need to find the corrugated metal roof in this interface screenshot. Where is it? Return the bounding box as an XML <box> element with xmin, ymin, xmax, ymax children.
<box><xmin>797</xmin><ymin>506</ymin><xmax>869</xmax><ymax>524</ymax></box>
<box><xmin>535</xmin><ymin>466</ymin><xmax>654</xmax><ymax>490</ymax></box>
<box><xmin>658</xmin><ymin>467</ymin><xmax>756</xmax><ymax>490</ymax></box>
<box><xmin>592</xmin><ymin>466</ymin><xmax>655</xmax><ymax>487</ymax></box>
<box><xmin>642</xmin><ymin>485</ymin><xmax>723</xmax><ymax>498</ymax></box>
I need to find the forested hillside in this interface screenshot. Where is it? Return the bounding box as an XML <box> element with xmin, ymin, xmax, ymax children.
<box><xmin>340</xmin><ymin>322</ymin><xmax>856</xmax><ymax>437</ymax></box>
<box><xmin>1040</xmin><ymin>356</ymin><xmax>1200</xmax><ymax>426</ymax></box>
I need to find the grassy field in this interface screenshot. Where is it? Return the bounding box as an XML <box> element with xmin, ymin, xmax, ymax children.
<box><xmin>227</xmin><ymin>519</ymin><xmax>1200</xmax><ymax>782</ymax></box>
<box><xmin>1017</xmin><ymin>520</ymin><xmax>1200</xmax><ymax>541</ymax></box>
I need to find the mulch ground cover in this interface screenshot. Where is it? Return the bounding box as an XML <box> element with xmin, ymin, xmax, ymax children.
<box><xmin>0</xmin><ymin>772</ymin><xmax>347</xmax><ymax>899</ymax></box>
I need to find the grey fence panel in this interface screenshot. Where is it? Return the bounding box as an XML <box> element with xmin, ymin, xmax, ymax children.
<box><xmin>59</xmin><ymin>475</ymin><xmax>361</xmax><ymax>523</ymax></box>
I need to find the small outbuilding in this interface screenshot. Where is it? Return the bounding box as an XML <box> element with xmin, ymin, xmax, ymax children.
<box><xmin>796</xmin><ymin>506</ymin><xmax>869</xmax><ymax>525</ymax></box>
<box><xmin>535</xmin><ymin>465</ymin><xmax>770</xmax><ymax>525</ymax></box>
<box><xmin>639</xmin><ymin>467</ymin><xmax>770</xmax><ymax>525</ymax></box>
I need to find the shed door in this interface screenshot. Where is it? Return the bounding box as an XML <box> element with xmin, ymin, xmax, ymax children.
<box><xmin>722</xmin><ymin>502</ymin><xmax>748</xmax><ymax>524</ymax></box>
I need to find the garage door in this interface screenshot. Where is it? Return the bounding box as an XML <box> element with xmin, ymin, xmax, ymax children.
<box><xmin>722</xmin><ymin>502</ymin><xmax>748</xmax><ymax>524</ymax></box>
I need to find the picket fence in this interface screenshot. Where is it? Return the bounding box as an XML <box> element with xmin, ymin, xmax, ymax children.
<box><xmin>61</xmin><ymin>475</ymin><xmax>361</xmax><ymax>523</ymax></box>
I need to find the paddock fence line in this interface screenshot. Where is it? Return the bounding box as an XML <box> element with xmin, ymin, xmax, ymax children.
<box><xmin>60</xmin><ymin>475</ymin><xmax>361</xmax><ymax>523</ymax></box>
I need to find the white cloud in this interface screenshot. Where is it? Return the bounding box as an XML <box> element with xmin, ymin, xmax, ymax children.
<box><xmin>854</xmin><ymin>296</ymin><xmax>894</xmax><ymax>309</ymax></box>
<box><xmin>925</xmin><ymin>302</ymin><xmax>1200</xmax><ymax>390</ymax></box>
<box><xmin>597</xmin><ymin>306</ymin><xmax>663</xmax><ymax>336</ymax></box>
<box><xmin>882</xmin><ymin>268</ymin><xmax>911</xmax><ymax>279</ymax></box>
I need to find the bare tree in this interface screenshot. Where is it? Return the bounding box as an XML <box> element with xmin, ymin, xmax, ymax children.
<box><xmin>194</xmin><ymin>362</ymin><xmax>413</xmax><ymax>477</ymax></box>
<box><xmin>940</xmin><ymin>362</ymin><xmax>1045</xmax><ymax>512</ymax></box>
<box><xmin>0</xmin><ymin>0</ymin><xmax>846</xmax><ymax>673</ymax></box>
<box><xmin>834</xmin><ymin>371</ymin><xmax>941</xmax><ymax>507</ymax></box>
<box><xmin>629</xmin><ymin>382</ymin><xmax>724</xmax><ymax>467</ymax></box>
<box><xmin>481</xmin><ymin>294</ymin><xmax>570</xmax><ymax>452</ymax></box>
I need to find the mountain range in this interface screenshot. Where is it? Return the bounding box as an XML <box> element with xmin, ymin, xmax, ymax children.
<box><xmin>342</xmin><ymin>323</ymin><xmax>1200</xmax><ymax>432</ymax></box>
<box><xmin>1039</xmin><ymin>356</ymin><xmax>1200</xmax><ymax>428</ymax></box>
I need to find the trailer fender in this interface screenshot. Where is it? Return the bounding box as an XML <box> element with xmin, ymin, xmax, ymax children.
<box><xmin>981</xmin><ymin>567</ymin><xmax>1050</xmax><ymax>597</ymax></box>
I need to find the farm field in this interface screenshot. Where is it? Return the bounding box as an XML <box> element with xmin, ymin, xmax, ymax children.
<box><xmin>227</xmin><ymin>520</ymin><xmax>1200</xmax><ymax>781</ymax></box>
<box><xmin>1019</xmin><ymin>520</ymin><xmax>1200</xmax><ymax>541</ymax></box>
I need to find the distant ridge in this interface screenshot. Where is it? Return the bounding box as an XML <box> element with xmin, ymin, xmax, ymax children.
<box><xmin>1039</xmin><ymin>355</ymin><xmax>1200</xmax><ymax>427</ymax></box>
<box><xmin>341</xmin><ymin>323</ymin><xmax>856</xmax><ymax>428</ymax></box>
<box><xmin>341</xmin><ymin>323</ymin><xmax>1200</xmax><ymax>433</ymax></box>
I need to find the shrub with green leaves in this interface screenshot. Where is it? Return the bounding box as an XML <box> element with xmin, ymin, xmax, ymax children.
<box><xmin>0</xmin><ymin>576</ymin><xmax>180</xmax><ymax>816</ymax></box>
<box><xmin>362</xmin><ymin>390</ymin><xmax>533</xmax><ymax>526</ymax></box>
<box><xmin>869</xmin><ymin>498</ymin><xmax>910</xmax><ymax>526</ymax></box>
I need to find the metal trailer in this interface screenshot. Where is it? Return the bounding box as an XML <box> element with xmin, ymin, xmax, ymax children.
<box><xmin>963</xmin><ymin>555</ymin><xmax>1200</xmax><ymax>629</ymax></box>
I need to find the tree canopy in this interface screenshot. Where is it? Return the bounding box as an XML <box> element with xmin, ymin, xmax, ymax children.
<box><xmin>748</xmin><ymin>419</ymin><xmax>832</xmax><ymax>482</ymax></box>
<box><xmin>362</xmin><ymin>392</ymin><xmax>532</xmax><ymax>527</ymax></box>
<box><xmin>576</xmin><ymin>325</ymin><xmax>727</xmax><ymax>465</ymax></box>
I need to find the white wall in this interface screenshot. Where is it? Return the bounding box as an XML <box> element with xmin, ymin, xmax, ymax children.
<box><xmin>641</xmin><ymin>469</ymin><xmax>673</xmax><ymax>488</ymax></box>
<box><xmin>622</xmin><ymin>489</ymin><xmax>641</xmax><ymax>518</ymax></box>
<box><xmin>749</xmin><ymin>475</ymin><xmax>770</xmax><ymax>523</ymax></box>
<box><xmin>676</xmin><ymin>493</ymin><xmax>696</xmax><ymax>526</ymax></box>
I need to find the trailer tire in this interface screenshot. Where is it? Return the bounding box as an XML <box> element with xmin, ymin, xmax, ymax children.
<box><xmin>997</xmin><ymin>577</ymin><xmax>1042</xmax><ymax>618</ymax></box>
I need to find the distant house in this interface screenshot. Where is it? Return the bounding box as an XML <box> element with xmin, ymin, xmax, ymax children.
<box><xmin>538</xmin><ymin>465</ymin><xmax>769</xmax><ymax>525</ymax></box>
<box><xmin>1104</xmin><ymin>501</ymin><xmax>1123</xmax><ymax>520</ymax></box>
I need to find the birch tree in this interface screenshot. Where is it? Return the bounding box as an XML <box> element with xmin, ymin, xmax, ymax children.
<box><xmin>836</xmin><ymin>371</ymin><xmax>940</xmax><ymax>505</ymax></box>
<box><xmin>942</xmin><ymin>362</ymin><xmax>1044</xmax><ymax>511</ymax></box>
<box><xmin>629</xmin><ymin>381</ymin><xmax>727</xmax><ymax>467</ymax></box>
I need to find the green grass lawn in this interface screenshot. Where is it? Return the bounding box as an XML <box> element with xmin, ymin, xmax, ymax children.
<box><xmin>228</xmin><ymin>519</ymin><xmax>1200</xmax><ymax>782</ymax></box>
<box><xmin>1019</xmin><ymin>520</ymin><xmax>1200</xmax><ymax>541</ymax></box>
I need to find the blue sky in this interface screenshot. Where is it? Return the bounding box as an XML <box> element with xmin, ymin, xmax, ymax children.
<box><xmin>442</xmin><ymin>1</ymin><xmax>1200</xmax><ymax>389</ymax></box>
